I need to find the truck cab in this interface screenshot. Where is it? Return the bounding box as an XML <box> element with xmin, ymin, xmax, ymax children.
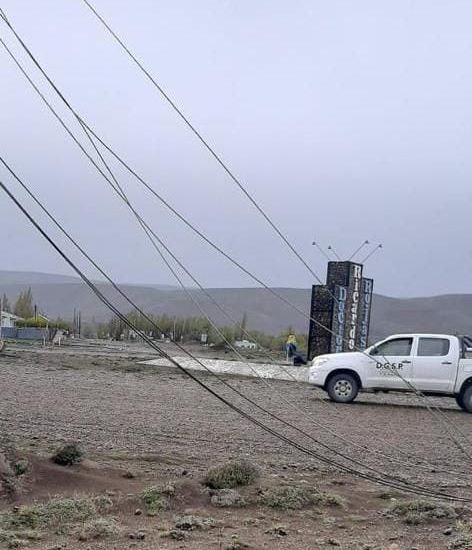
<box><xmin>308</xmin><ymin>334</ymin><xmax>472</xmax><ymax>411</ymax></box>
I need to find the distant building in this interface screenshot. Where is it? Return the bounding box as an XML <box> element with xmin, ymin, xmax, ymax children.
<box><xmin>234</xmin><ymin>339</ymin><xmax>258</xmax><ymax>350</ymax></box>
<box><xmin>1</xmin><ymin>311</ymin><xmax>22</xmax><ymax>329</ymax></box>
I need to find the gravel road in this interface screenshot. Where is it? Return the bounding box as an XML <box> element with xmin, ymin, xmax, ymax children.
<box><xmin>1</xmin><ymin>342</ymin><xmax>471</xmax><ymax>497</ymax></box>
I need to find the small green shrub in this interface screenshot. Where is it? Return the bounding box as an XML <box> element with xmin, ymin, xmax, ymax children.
<box><xmin>52</xmin><ymin>443</ymin><xmax>83</xmax><ymax>466</ymax></box>
<box><xmin>0</xmin><ymin>528</ymin><xmax>18</xmax><ymax>549</ymax></box>
<box><xmin>389</xmin><ymin>499</ymin><xmax>457</xmax><ymax>525</ymax></box>
<box><xmin>261</xmin><ymin>485</ymin><xmax>343</xmax><ymax>510</ymax></box>
<box><xmin>12</xmin><ymin>460</ymin><xmax>29</xmax><ymax>477</ymax></box>
<box><xmin>0</xmin><ymin>475</ymin><xmax>17</xmax><ymax>499</ymax></box>
<box><xmin>141</xmin><ymin>484</ymin><xmax>174</xmax><ymax>516</ymax></box>
<box><xmin>204</xmin><ymin>460</ymin><xmax>259</xmax><ymax>490</ymax></box>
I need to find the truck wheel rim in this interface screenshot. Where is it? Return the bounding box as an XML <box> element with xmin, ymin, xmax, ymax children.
<box><xmin>334</xmin><ymin>379</ymin><xmax>352</xmax><ymax>397</ymax></box>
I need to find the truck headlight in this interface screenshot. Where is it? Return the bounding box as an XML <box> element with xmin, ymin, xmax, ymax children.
<box><xmin>312</xmin><ymin>357</ymin><xmax>329</xmax><ymax>367</ymax></box>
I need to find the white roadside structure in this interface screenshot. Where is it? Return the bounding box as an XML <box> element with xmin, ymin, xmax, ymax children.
<box><xmin>141</xmin><ymin>356</ymin><xmax>308</xmax><ymax>382</ymax></box>
<box><xmin>234</xmin><ymin>339</ymin><xmax>258</xmax><ymax>350</ymax></box>
<box><xmin>0</xmin><ymin>311</ymin><xmax>22</xmax><ymax>328</ymax></box>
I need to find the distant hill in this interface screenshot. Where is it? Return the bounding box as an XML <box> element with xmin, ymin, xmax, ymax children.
<box><xmin>0</xmin><ymin>271</ymin><xmax>81</xmax><ymax>286</ymax></box>
<box><xmin>0</xmin><ymin>271</ymin><xmax>177</xmax><ymax>291</ymax></box>
<box><xmin>1</xmin><ymin>271</ymin><xmax>471</xmax><ymax>339</ymax></box>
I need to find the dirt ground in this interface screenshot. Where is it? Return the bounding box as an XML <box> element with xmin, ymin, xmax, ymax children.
<box><xmin>1</xmin><ymin>340</ymin><xmax>471</xmax><ymax>549</ymax></box>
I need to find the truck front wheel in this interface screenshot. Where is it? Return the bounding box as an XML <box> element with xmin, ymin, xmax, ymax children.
<box><xmin>326</xmin><ymin>373</ymin><xmax>359</xmax><ymax>404</ymax></box>
<box><xmin>458</xmin><ymin>386</ymin><xmax>472</xmax><ymax>413</ymax></box>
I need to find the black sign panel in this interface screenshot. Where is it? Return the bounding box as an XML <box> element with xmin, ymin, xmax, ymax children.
<box><xmin>356</xmin><ymin>278</ymin><xmax>374</xmax><ymax>350</ymax></box>
<box><xmin>343</xmin><ymin>263</ymin><xmax>363</xmax><ymax>351</ymax></box>
<box><xmin>307</xmin><ymin>261</ymin><xmax>374</xmax><ymax>360</ymax></box>
<box><xmin>307</xmin><ymin>285</ymin><xmax>333</xmax><ymax>359</ymax></box>
<box><xmin>330</xmin><ymin>285</ymin><xmax>347</xmax><ymax>353</ymax></box>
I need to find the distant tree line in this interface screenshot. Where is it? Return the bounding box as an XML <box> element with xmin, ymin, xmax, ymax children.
<box><xmin>88</xmin><ymin>310</ymin><xmax>307</xmax><ymax>352</ymax></box>
<box><xmin>1</xmin><ymin>287</ymin><xmax>307</xmax><ymax>351</ymax></box>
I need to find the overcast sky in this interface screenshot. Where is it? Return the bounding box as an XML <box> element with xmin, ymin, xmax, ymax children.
<box><xmin>1</xmin><ymin>0</ymin><xmax>471</xmax><ymax>297</ymax></box>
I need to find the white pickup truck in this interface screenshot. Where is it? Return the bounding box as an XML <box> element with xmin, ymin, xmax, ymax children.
<box><xmin>308</xmin><ymin>334</ymin><xmax>472</xmax><ymax>412</ymax></box>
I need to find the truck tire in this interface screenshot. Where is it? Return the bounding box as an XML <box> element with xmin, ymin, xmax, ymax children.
<box><xmin>326</xmin><ymin>373</ymin><xmax>359</xmax><ymax>404</ymax></box>
<box><xmin>459</xmin><ymin>385</ymin><xmax>472</xmax><ymax>413</ymax></box>
<box><xmin>455</xmin><ymin>394</ymin><xmax>466</xmax><ymax>411</ymax></box>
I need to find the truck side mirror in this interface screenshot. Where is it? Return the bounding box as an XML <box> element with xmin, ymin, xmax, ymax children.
<box><xmin>370</xmin><ymin>347</ymin><xmax>379</xmax><ymax>355</ymax></box>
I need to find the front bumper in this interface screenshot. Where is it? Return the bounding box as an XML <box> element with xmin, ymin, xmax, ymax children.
<box><xmin>308</xmin><ymin>367</ymin><xmax>329</xmax><ymax>387</ymax></box>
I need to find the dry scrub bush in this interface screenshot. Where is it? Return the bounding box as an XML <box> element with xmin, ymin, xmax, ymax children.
<box><xmin>261</xmin><ymin>485</ymin><xmax>343</xmax><ymax>510</ymax></box>
<box><xmin>0</xmin><ymin>495</ymin><xmax>113</xmax><ymax>534</ymax></box>
<box><xmin>449</xmin><ymin>535</ymin><xmax>472</xmax><ymax>550</ymax></box>
<box><xmin>389</xmin><ymin>499</ymin><xmax>457</xmax><ymax>525</ymax></box>
<box><xmin>0</xmin><ymin>451</ymin><xmax>29</xmax><ymax>500</ymax></box>
<box><xmin>458</xmin><ymin>520</ymin><xmax>472</xmax><ymax>534</ymax></box>
<box><xmin>78</xmin><ymin>517</ymin><xmax>120</xmax><ymax>541</ymax></box>
<box><xmin>0</xmin><ymin>527</ymin><xmax>41</xmax><ymax>549</ymax></box>
<box><xmin>175</xmin><ymin>515</ymin><xmax>215</xmax><ymax>531</ymax></box>
<box><xmin>204</xmin><ymin>460</ymin><xmax>259</xmax><ymax>490</ymax></box>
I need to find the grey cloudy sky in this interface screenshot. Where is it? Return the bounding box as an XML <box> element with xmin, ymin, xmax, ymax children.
<box><xmin>1</xmin><ymin>0</ymin><xmax>471</xmax><ymax>297</ymax></box>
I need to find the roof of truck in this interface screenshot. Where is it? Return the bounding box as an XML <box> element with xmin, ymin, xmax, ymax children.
<box><xmin>383</xmin><ymin>333</ymin><xmax>458</xmax><ymax>339</ymax></box>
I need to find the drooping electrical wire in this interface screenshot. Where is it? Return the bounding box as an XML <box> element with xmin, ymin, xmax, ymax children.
<box><xmin>0</xmin><ymin>171</ymin><xmax>469</xmax><ymax>502</ymax></box>
<box><xmin>1</xmin><ymin>13</ymin><xmax>470</xmax><ymax>460</ymax></box>
<box><xmin>78</xmin><ymin>0</ymin><xmax>325</xmax><ymax>286</ymax></box>
<box><xmin>0</xmin><ymin>155</ymin><xmax>436</xmax><ymax>489</ymax></box>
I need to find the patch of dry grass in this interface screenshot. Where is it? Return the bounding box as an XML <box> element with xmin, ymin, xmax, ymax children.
<box><xmin>261</xmin><ymin>484</ymin><xmax>343</xmax><ymax>510</ymax></box>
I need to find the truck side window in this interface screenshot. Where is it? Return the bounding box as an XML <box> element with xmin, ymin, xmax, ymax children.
<box><xmin>417</xmin><ymin>338</ymin><xmax>450</xmax><ymax>357</ymax></box>
<box><xmin>375</xmin><ymin>338</ymin><xmax>413</xmax><ymax>356</ymax></box>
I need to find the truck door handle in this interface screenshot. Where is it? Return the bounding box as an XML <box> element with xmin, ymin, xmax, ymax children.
<box><xmin>402</xmin><ymin>360</ymin><xmax>411</xmax><ymax>364</ymax></box>
<box><xmin>442</xmin><ymin>361</ymin><xmax>452</xmax><ymax>365</ymax></box>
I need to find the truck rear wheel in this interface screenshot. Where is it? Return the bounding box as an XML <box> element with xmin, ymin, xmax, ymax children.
<box><xmin>326</xmin><ymin>373</ymin><xmax>359</xmax><ymax>404</ymax></box>
<box><xmin>459</xmin><ymin>385</ymin><xmax>472</xmax><ymax>413</ymax></box>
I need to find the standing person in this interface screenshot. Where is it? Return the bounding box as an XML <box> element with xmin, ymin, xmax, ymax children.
<box><xmin>286</xmin><ymin>333</ymin><xmax>297</xmax><ymax>360</ymax></box>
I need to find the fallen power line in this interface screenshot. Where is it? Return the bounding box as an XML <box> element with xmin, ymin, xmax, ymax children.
<box><xmin>0</xmin><ymin>173</ymin><xmax>470</xmax><ymax>503</ymax></box>
<box><xmin>1</xmin><ymin>9</ymin><xmax>471</xmax><ymax>462</ymax></box>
